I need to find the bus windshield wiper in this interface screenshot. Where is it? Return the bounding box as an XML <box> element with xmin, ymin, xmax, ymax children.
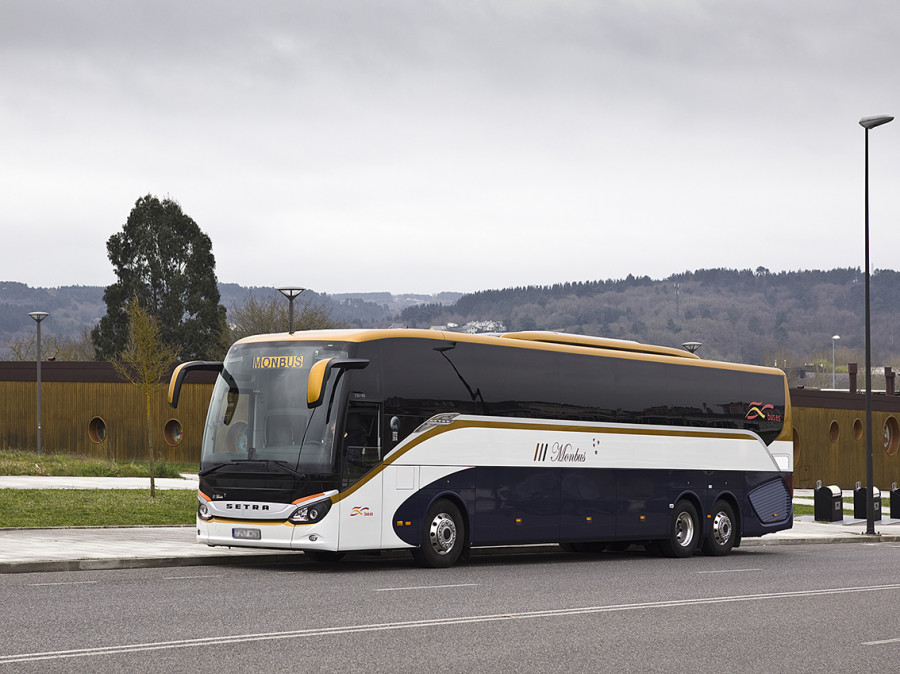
<box><xmin>199</xmin><ymin>459</ymin><xmax>307</xmax><ymax>479</ymax></box>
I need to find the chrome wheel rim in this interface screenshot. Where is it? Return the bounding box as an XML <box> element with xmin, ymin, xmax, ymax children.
<box><xmin>428</xmin><ymin>512</ymin><xmax>457</xmax><ymax>555</ymax></box>
<box><xmin>712</xmin><ymin>510</ymin><xmax>733</xmax><ymax>546</ymax></box>
<box><xmin>675</xmin><ymin>511</ymin><xmax>695</xmax><ymax>548</ymax></box>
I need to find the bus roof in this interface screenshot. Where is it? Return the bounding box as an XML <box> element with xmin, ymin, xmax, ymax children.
<box><xmin>236</xmin><ymin>328</ymin><xmax>701</xmax><ymax>362</ymax></box>
<box><xmin>232</xmin><ymin>328</ymin><xmax>786</xmax><ymax>381</ymax></box>
<box><xmin>500</xmin><ymin>331</ymin><xmax>700</xmax><ymax>359</ymax></box>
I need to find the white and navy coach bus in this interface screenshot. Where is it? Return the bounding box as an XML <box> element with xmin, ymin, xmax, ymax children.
<box><xmin>168</xmin><ymin>329</ymin><xmax>793</xmax><ymax>567</ymax></box>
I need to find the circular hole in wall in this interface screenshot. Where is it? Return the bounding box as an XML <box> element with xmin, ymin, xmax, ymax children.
<box><xmin>829</xmin><ymin>420</ymin><xmax>840</xmax><ymax>443</ymax></box>
<box><xmin>88</xmin><ymin>417</ymin><xmax>107</xmax><ymax>444</ymax></box>
<box><xmin>853</xmin><ymin>418</ymin><xmax>863</xmax><ymax>440</ymax></box>
<box><xmin>164</xmin><ymin>419</ymin><xmax>184</xmax><ymax>447</ymax></box>
<box><xmin>884</xmin><ymin>417</ymin><xmax>899</xmax><ymax>456</ymax></box>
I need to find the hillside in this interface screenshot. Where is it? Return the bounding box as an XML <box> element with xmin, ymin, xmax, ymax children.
<box><xmin>399</xmin><ymin>268</ymin><xmax>900</xmax><ymax>377</ymax></box>
<box><xmin>3</xmin><ymin>269</ymin><xmax>897</xmax><ymax>382</ymax></box>
<box><xmin>0</xmin><ymin>282</ymin><xmax>458</xmax><ymax>347</ymax></box>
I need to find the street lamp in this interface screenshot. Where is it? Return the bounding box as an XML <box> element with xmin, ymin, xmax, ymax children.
<box><xmin>682</xmin><ymin>341</ymin><xmax>702</xmax><ymax>354</ymax></box>
<box><xmin>28</xmin><ymin>311</ymin><xmax>49</xmax><ymax>455</ymax></box>
<box><xmin>277</xmin><ymin>287</ymin><xmax>306</xmax><ymax>334</ymax></box>
<box><xmin>860</xmin><ymin>113</ymin><xmax>893</xmax><ymax>535</ymax></box>
<box><xmin>832</xmin><ymin>335</ymin><xmax>840</xmax><ymax>389</ymax></box>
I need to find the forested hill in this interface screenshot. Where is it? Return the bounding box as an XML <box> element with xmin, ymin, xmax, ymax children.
<box><xmin>399</xmin><ymin>268</ymin><xmax>900</xmax><ymax>369</ymax></box>
<box><xmin>3</xmin><ymin>268</ymin><xmax>899</xmax><ymax>373</ymax></box>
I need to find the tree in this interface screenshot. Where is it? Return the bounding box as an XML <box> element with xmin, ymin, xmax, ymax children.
<box><xmin>92</xmin><ymin>194</ymin><xmax>227</xmax><ymax>362</ymax></box>
<box><xmin>4</xmin><ymin>329</ymin><xmax>95</xmax><ymax>361</ymax></box>
<box><xmin>226</xmin><ymin>290</ymin><xmax>339</xmax><ymax>344</ymax></box>
<box><xmin>111</xmin><ymin>298</ymin><xmax>178</xmax><ymax>498</ymax></box>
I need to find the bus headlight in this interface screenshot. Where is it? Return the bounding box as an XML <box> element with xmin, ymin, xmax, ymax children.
<box><xmin>198</xmin><ymin>502</ymin><xmax>212</xmax><ymax>521</ymax></box>
<box><xmin>289</xmin><ymin>499</ymin><xmax>332</xmax><ymax>524</ymax></box>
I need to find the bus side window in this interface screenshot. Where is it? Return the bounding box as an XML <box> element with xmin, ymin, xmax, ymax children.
<box><xmin>341</xmin><ymin>404</ymin><xmax>382</xmax><ymax>488</ymax></box>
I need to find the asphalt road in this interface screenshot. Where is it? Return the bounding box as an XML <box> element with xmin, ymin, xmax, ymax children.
<box><xmin>3</xmin><ymin>543</ymin><xmax>900</xmax><ymax>673</ymax></box>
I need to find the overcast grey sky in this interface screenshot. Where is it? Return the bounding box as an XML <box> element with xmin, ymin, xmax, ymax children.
<box><xmin>3</xmin><ymin>1</ymin><xmax>900</xmax><ymax>295</ymax></box>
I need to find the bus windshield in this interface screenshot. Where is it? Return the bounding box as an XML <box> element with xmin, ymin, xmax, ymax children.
<box><xmin>200</xmin><ymin>341</ymin><xmax>349</xmax><ymax>474</ymax></box>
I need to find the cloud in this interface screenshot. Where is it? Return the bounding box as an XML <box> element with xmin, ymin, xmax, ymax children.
<box><xmin>2</xmin><ymin>1</ymin><xmax>899</xmax><ymax>294</ymax></box>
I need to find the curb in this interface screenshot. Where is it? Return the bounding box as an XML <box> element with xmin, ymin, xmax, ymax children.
<box><xmin>5</xmin><ymin>533</ymin><xmax>900</xmax><ymax>575</ymax></box>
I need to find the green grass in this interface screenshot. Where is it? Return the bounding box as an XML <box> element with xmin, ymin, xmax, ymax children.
<box><xmin>0</xmin><ymin>489</ymin><xmax>197</xmax><ymax>528</ymax></box>
<box><xmin>0</xmin><ymin>450</ymin><xmax>197</xmax><ymax>479</ymax></box>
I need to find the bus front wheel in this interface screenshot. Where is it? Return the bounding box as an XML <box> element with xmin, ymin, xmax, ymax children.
<box><xmin>659</xmin><ymin>500</ymin><xmax>699</xmax><ymax>558</ymax></box>
<box><xmin>413</xmin><ymin>499</ymin><xmax>466</xmax><ymax>568</ymax></box>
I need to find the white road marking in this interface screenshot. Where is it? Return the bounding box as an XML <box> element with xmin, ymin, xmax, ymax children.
<box><xmin>374</xmin><ymin>583</ymin><xmax>480</xmax><ymax>592</ymax></box>
<box><xmin>696</xmin><ymin>568</ymin><xmax>763</xmax><ymax>574</ymax></box>
<box><xmin>5</xmin><ymin>583</ymin><xmax>900</xmax><ymax>664</ymax></box>
<box><xmin>863</xmin><ymin>637</ymin><xmax>900</xmax><ymax>646</ymax></box>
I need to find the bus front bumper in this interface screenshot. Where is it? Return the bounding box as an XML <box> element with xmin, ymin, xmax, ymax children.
<box><xmin>197</xmin><ymin>517</ymin><xmax>340</xmax><ymax>552</ymax></box>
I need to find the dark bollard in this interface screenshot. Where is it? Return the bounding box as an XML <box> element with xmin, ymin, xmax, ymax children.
<box><xmin>814</xmin><ymin>481</ymin><xmax>843</xmax><ymax>522</ymax></box>
<box><xmin>892</xmin><ymin>483</ymin><xmax>900</xmax><ymax>519</ymax></box>
<box><xmin>854</xmin><ymin>481</ymin><xmax>882</xmax><ymax>521</ymax></box>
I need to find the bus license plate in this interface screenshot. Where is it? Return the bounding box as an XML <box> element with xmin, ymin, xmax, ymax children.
<box><xmin>232</xmin><ymin>528</ymin><xmax>261</xmax><ymax>540</ymax></box>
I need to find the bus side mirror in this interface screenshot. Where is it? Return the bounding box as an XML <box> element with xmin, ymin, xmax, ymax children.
<box><xmin>168</xmin><ymin>361</ymin><xmax>223</xmax><ymax>408</ymax></box>
<box><xmin>306</xmin><ymin>358</ymin><xmax>370</xmax><ymax>408</ymax></box>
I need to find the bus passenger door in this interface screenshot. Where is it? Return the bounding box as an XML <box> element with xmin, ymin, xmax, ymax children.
<box><xmin>337</xmin><ymin>403</ymin><xmax>384</xmax><ymax>550</ymax></box>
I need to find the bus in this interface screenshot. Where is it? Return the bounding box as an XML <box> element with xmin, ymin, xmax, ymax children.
<box><xmin>168</xmin><ymin>329</ymin><xmax>793</xmax><ymax>567</ymax></box>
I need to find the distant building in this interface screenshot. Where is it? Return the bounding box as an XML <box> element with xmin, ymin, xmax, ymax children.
<box><xmin>459</xmin><ymin>320</ymin><xmax>506</xmax><ymax>334</ymax></box>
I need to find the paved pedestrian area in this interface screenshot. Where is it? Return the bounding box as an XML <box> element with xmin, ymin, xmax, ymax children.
<box><xmin>2</xmin><ymin>480</ymin><xmax>900</xmax><ymax>574</ymax></box>
<box><xmin>0</xmin><ymin>475</ymin><xmax>199</xmax><ymax>490</ymax></box>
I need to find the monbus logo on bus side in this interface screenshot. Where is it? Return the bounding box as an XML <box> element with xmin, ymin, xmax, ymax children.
<box><xmin>746</xmin><ymin>402</ymin><xmax>782</xmax><ymax>422</ymax></box>
<box><xmin>533</xmin><ymin>442</ymin><xmax>587</xmax><ymax>463</ymax></box>
<box><xmin>252</xmin><ymin>355</ymin><xmax>304</xmax><ymax>369</ymax></box>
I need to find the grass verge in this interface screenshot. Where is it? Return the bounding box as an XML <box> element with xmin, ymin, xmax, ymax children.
<box><xmin>0</xmin><ymin>489</ymin><xmax>197</xmax><ymax>528</ymax></box>
<box><xmin>0</xmin><ymin>450</ymin><xmax>197</xmax><ymax>479</ymax></box>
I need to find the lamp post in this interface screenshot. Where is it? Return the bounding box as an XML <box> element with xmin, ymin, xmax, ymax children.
<box><xmin>28</xmin><ymin>311</ymin><xmax>49</xmax><ymax>455</ymax></box>
<box><xmin>860</xmin><ymin>113</ymin><xmax>893</xmax><ymax>536</ymax></box>
<box><xmin>832</xmin><ymin>335</ymin><xmax>840</xmax><ymax>389</ymax></box>
<box><xmin>277</xmin><ymin>287</ymin><xmax>306</xmax><ymax>334</ymax></box>
<box><xmin>681</xmin><ymin>341</ymin><xmax>702</xmax><ymax>354</ymax></box>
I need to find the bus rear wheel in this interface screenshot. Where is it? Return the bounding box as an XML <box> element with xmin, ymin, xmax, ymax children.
<box><xmin>701</xmin><ymin>500</ymin><xmax>736</xmax><ymax>556</ymax></box>
<box><xmin>659</xmin><ymin>500</ymin><xmax>699</xmax><ymax>558</ymax></box>
<box><xmin>413</xmin><ymin>499</ymin><xmax>466</xmax><ymax>568</ymax></box>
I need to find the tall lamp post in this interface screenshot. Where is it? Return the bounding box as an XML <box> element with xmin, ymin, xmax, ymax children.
<box><xmin>682</xmin><ymin>341</ymin><xmax>702</xmax><ymax>354</ymax></box>
<box><xmin>860</xmin><ymin>113</ymin><xmax>893</xmax><ymax>536</ymax></box>
<box><xmin>832</xmin><ymin>335</ymin><xmax>840</xmax><ymax>389</ymax></box>
<box><xmin>28</xmin><ymin>311</ymin><xmax>49</xmax><ymax>455</ymax></box>
<box><xmin>277</xmin><ymin>287</ymin><xmax>306</xmax><ymax>334</ymax></box>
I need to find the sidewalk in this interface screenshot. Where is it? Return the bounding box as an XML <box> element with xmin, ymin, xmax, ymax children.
<box><xmin>0</xmin><ymin>474</ymin><xmax>199</xmax><ymax>490</ymax></box>
<box><xmin>2</xmin><ymin>480</ymin><xmax>900</xmax><ymax>574</ymax></box>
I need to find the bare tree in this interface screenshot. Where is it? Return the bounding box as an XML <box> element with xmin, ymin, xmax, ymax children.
<box><xmin>4</xmin><ymin>329</ymin><xmax>95</xmax><ymax>361</ymax></box>
<box><xmin>111</xmin><ymin>298</ymin><xmax>178</xmax><ymax>497</ymax></box>
<box><xmin>226</xmin><ymin>291</ymin><xmax>339</xmax><ymax>343</ymax></box>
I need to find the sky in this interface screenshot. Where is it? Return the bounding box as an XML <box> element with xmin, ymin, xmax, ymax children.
<box><xmin>3</xmin><ymin>0</ymin><xmax>900</xmax><ymax>296</ymax></box>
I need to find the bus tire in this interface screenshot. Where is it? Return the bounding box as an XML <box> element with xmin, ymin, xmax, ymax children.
<box><xmin>413</xmin><ymin>499</ymin><xmax>466</xmax><ymax>568</ymax></box>
<box><xmin>659</xmin><ymin>500</ymin><xmax>699</xmax><ymax>558</ymax></box>
<box><xmin>701</xmin><ymin>500</ymin><xmax>736</xmax><ymax>556</ymax></box>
